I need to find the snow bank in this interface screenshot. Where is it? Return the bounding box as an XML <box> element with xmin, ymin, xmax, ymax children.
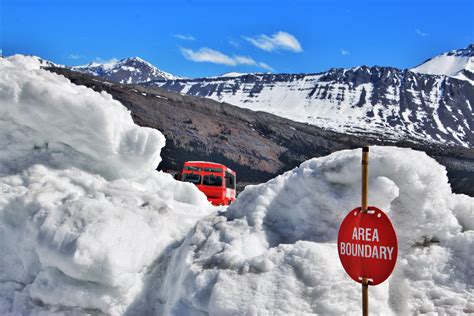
<box><xmin>0</xmin><ymin>55</ymin><xmax>165</xmax><ymax>179</ymax></box>
<box><xmin>158</xmin><ymin>147</ymin><xmax>474</xmax><ymax>315</ymax></box>
<box><xmin>0</xmin><ymin>55</ymin><xmax>213</xmax><ymax>315</ymax></box>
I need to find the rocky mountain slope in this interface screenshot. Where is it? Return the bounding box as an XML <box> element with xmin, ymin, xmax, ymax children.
<box><xmin>48</xmin><ymin>67</ymin><xmax>474</xmax><ymax>196</ymax></box>
<box><xmin>147</xmin><ymin>45</ymin><xmax>474</xmax><ymax>148</ymax></box>
<box><xmin>71</xmin><ymin>57</ymin><xmax>179</xmax><ymax>84</ymax></box>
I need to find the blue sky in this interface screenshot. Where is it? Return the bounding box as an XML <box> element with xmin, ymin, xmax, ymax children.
<box><xmin>2</xmin><ymin>0</ymin><xmax>473</xmax><ymax>77</ymax></box>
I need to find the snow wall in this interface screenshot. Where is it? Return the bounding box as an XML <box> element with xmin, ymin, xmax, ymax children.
<box><xmin>0</xmin><ymin>55</ymin><xmax>473</xmax><ymax>315</ymax></box>
<box><xmin>0</xmin><ymin>55</ymin><xmax>213</xmax><ymax>315</ymax></box>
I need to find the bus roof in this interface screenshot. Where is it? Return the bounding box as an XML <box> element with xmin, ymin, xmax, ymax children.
<box><xmin>184</xmin><ymin>161</ymin><xmax>235</xmax><ymax>174</ymax></box>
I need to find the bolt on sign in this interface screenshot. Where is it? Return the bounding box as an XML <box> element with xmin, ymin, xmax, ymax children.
<box><xmin>337</xmin><ymin>206</ymin><xmax>398</xmax><ymax>285</ymax></box>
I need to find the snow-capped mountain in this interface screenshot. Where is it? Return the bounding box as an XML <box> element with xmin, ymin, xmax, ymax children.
<box><xmin>147</xmin><ymin>45</ymin><xmax>474</xmax><ymax>148</ymax></box>
<box><xmin>411</xmin><ymin>44</ymin><xmax>474</xmax><ymax>83</ymax></box>
<box><xmin>219</xmin><ymin>72</ymin><xmax>252</xmax><ymax>78</ymax></box>
<box><xmin>72</xmin><ymin>57</ymin><xmax>179</xmax><ymax>84</ymax></box>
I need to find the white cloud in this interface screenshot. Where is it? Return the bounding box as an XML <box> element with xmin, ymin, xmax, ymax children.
<box><xmin>416</xmin><ymin>28</ymin><xmax>429</xmax><ymax>37</ymax></box>
<box><xmin>181</xmin><ymin>47</ymin><xmax>273</xmax><ymax>72</ymax></box>
<box><xmin>234</xmin><ymin>56</ymin><xmax>257</xmax><ymax>65</ymax></box>
<box><xmin>174</xmin><ymin>34</ymin><xmax>196</xmax><ymax>41</ymax></box>
<box><xmin>95</xmin><ymin>57</ymin><xmax>118</xmax><ymax>63</ymax></box>
<box><xmin>93</xmin><ymin>57</ymin><xmax>119</xmax><ymax>66</ymax></box>
<box><xmin>228</xmin><ymin>39</ymin><xmax>240</xmax><ymax>48</ymax></box>
<box><xmin>68</xmin><ymin>54</ymin><xmax>85</xmax><ymax>60</ymax></box>
<box><xmin>244</xmin><ymin>31</ymin><xmax>302</xmax><ymax>53</ymax></box>
<box><xmin>341</xmin><ymin>49</ymin><xmax>350</xmax><ymax>56</ymax></box>
<box><xmin>258</xmin><ymin>62</ymin><xmax>275</xmax><ymax>72</ymax></box>
<box><xmin>181</xmin><ymin>47</ymin><xmax>237</xmax><ymax>65</ymax></box>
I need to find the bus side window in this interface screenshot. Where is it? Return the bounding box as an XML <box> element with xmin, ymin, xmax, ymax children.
<box><xmin>225</xmin><ymin>172</ymin><xmax>236</xmax><ymax>190</ymax></box>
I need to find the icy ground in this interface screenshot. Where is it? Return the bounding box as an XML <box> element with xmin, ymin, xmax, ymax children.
<box><xmin>1</xmin><ymin>55</ymin><xmax>473</xmax><ymax>315</ymax></box>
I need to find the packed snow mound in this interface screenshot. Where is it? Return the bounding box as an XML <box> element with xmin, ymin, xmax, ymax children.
<box><xmin>1</xmin><ymin>55</ymin><xmax>165</xmax><ymax>179</ymax></box>
<box><xmin>157</xmin><ymin>147</ymin><xmax>474</xmax><ymax>315</ymax></box>
<box><xmin>0</xmin><ymin>55</ymin><xmax>213</xmax><ymax>315</ymax></box>
<box><xmin>0</xmin><ymin>167</ymin><xmax>211</xmax><ymax>315</ymax></box>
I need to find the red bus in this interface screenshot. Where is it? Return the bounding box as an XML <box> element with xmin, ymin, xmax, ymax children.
<box><xmin>180</xmin><ymin>161</ymin><xmax>236</xmax><ymax>206</ymax></box>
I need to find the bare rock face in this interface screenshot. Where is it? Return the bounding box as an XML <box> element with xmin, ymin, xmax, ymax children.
<box><xmin>48</xmin><ymin>68</ymin><xmax>474</xmax><ymax>196</ymax></box>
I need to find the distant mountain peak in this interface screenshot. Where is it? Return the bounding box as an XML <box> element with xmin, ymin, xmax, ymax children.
<box><xmin>125</xmin><ymin>56</ymin><xmax>150</xmax><ymax>63</ymax></box>
<box><xmin>446</xmin><ymin>43</ymin><xmax>474</xmax><ymax>57</ymax></box>
<box><xmin>72</xmin><ymin>57</ymin><xmax>179</xmax><ymax>84</ymax></box>
<box><xmin>411</xmin><ymin>43</ymin><xmax>474</xmax><ymax>82</ymax></box>
<box><xmin>219</xmin><ymin>72</ymin><xmax>250</xmax><ymax>78</ymax></box>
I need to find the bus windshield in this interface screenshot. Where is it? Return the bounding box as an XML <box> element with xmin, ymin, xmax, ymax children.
<box><xmin>182</xmin><ymin>173</ymin><xmax>201</xmax><ymax>184</ymax></box>
<box><xmin>203</xmin><ymin>175</ymin><xmax>222</xmax><ymax>186</ymax></box>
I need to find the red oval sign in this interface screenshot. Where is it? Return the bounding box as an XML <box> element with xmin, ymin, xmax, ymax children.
<box><xmin>337</xmin><ymin>206</ymin><xmax>398</xmax><ymax>286</ymax></box>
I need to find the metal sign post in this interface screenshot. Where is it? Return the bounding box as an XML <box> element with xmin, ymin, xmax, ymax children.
<box><xmin>361</xmin><ymin>146</ymin><xmax>369</xmax><ymax>316</ymax></box>
<box><xmin>361</xmin><ymin>146</ymin><xmax>369</xmax><ymax>212</ymax></box>
<box><xmin>338</xmin><ymin>147</ymin><xmax>398</xmax><ymax>316</ymax></box>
